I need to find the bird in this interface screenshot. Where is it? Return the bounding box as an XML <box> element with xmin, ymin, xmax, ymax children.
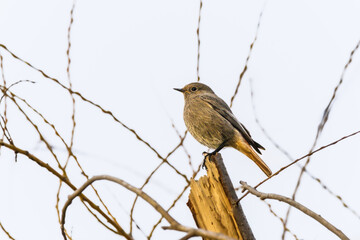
<box><xmin>174</xmin><ymin>82</ymin><xmax>272</xmax><ymax>177</ymax></box>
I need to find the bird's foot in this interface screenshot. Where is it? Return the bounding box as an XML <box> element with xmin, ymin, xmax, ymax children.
<box><xmin>202</xmin><ymin>151</ymin><xmax>217</xmax><ymax>169</ymax></box>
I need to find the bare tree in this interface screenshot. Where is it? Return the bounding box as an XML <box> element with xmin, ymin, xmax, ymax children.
<box><xmin>0</xmin><ymin>1</ymin><xmax>359</xmax><ymax>240</ymax></box>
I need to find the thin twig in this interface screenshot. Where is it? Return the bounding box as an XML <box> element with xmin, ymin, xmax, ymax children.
<box><xmin>241</xmin><ymin>181</ymin><xmax>349</xmax><ymax>240</ymax></box>
<box><xmin>0</xmin><ymin>52</ymin><xmax>8</xmax><ymax>155</ymax></box>
<box><xmin>170</xmin><ymin>121</ymin><xmax>193</xmax><ymax>172</ymax></box>
<box><xmin>263</xmin><ymin>201</ymin><xmax>299</xmax><ymax>240</ymax></box>
<box><xmin>229</xmin><ymin>7</ymin><xmax>265</xmax><ymax>107</ymax></box>
<box><xmin>248</xmin><ymin>78</ymin><xmax>360</xmax><ymax>221</ymax></box>
<box><xmin>0</xmin><ymin>221</ymin><xmax>15</xmax><ymax>240</ymax></box>
<box><xmin>179</xmin><ymin>231</ymin><xmax>196</xmax><ymax>240</ymax></box>
<box><xmin>148</xmin><ymin>162</ymin><xmax>202</xmax><ymax>239</ymax></box>
<box><xmin>0</xmin><ymin>80</ymin><xmax>35</xmax><ymax>104</ymax></box>
<box><xmin>196</xmin><ymin>0</ymin><xmax>202</xmax><ymax>82</ymax></box>
<box><xmin>238</xmin><ymin>130</ymin><xmax>360</xmax><ymax>202</ymax></box>
<box><xmin>0</xmin><ymin>141</ymin><xmax>130</xmax><ymax>239</ymax></box>
<box><xmin>0</xmin><ymin>44</ymin><xmax>191</xmax><ymax>236</ymax></box>
<box><xmin>0</xmin><ymin>117</ymin><xmax>13</xmax><ymax>148</ymax></box>
<box><xmin>0</xmin><ymin>43</ymin><xmax>186</xmax><ymax>180</ymax></box>
<box><xmin>64</xmin><ymin>0</ymin><xmax>77</xmax><ymax>169</ymax></box>
<box><xmin>9</xmin><ymin>96</ymin><xmax>64</xmax><ymax>171</ymax></box>
<box><xmin>283</xmin><ymin>38</ymin><xmax>360</xmax><ymax>239</ymax></box>
<box><xmin>7</xmin><ymin>90</ymin><xmax>118</xmax><ymax>229</ymax></box>
<box><xmin>61</xmin><ymin>175</ymin><xmax>236</xmax><ymax>240</ymax></box>
<box><xmin>129</xmin><ymin>131</ymin><xmax>188</xmax><ymax>234</ymax></box>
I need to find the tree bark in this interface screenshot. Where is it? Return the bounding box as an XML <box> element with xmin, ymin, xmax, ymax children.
<box><xmin>187</xmin><ymin>153</ymin><xmax>255</xmax><ymax>240</ymax></box>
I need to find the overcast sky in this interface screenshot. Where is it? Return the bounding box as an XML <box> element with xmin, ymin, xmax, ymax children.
<box><xmin>0</xmin><ymin>0</ymin><xmax>360</xmax><ymax>239</ymax></box>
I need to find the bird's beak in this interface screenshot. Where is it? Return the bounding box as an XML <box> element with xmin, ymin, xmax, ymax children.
<box><xmin>173</xmin><ymin>88</ymin><xmax>185</xmax><ymax>93</ymax></box>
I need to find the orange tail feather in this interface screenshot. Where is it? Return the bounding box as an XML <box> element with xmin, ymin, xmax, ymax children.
<box><xmin>234</xmin><ymin>138</ymin><xmax>272</xmax><ymax>177</ymax></box>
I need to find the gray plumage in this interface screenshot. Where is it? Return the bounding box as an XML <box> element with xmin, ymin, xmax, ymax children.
<box><xmin>174</xmin><ymin>82</ymin><xmax>272</xmax><ymax>177</ymax></box>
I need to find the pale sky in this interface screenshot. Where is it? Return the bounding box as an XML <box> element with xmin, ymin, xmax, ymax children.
<box><xmin>0</xmin><ymin>0</ymin><xmax>360</xmax><ymax>239</ymax></box>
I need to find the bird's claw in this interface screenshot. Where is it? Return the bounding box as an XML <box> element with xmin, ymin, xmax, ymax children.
<box><xmin>202</xmin><ymin>151</ymin><xmax>216</xmax><ymax>169</ymax></box>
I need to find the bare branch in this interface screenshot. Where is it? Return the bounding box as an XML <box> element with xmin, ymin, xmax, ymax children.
<box><xmin>241</xmin><ymin>181</ymin><xmax>350</xmax><ymax>240</ymax></box>
<box><xmin>4</xmin><ymin>90</ymin><xmax>119</xmax><ymax>231</ymax></box>
<box><xmin>61</xmin><ymin>175</ymin><xmax>236</xmax><ymax>240</ymax></box>
<box><xmin>169</xmin><ymin>120</ymin><xmax>194</xmax><ymax>172</ymax></box>
<box><xmin>283</xmin><ymin>37</ymin><xmax>360</xmax><ymax>238</ymax></box>
<box><xmin>0</xmin><ymin>45</ymin><xmax>190</xmax><ymax>230</ymax></box>
<box><xmin>129</xmin><ymin>131</ymin><xmax>188</xmax><ymax>234</ymax></box>
<box><xmin>0</xmin><ymin>43</ymin><xmax>185</xmax><ymax>179</ymax></box>
<box><xmin>6</xmin><ymin>91</ymin><xmax>122</xmax><ymax>237</ymax></box>
<box><xmin>0</xmin><ymin>221</ymin><xmax>15</xmax><ymax>240</ymax></box>
<box><xmin>64</xmin><ymin>0</ymin><xmax>77</xmax><ymax>169</ymax></box>
<box><xmin>162</xmin><ymin>225</ymin><xmax>237</xmax><ymax>240</ymax></box>
<box><xmin>148</xmin><ymin>162</ymin><xmax>202</xmax><ymax>239</ymax></box>
<box><xmin>263</xmin><ymin>201</ymin><xmax>299</xmax><ymax>240</ymax></box>
<box><xmin>0</xmin><ymin>141</ymin><xmax>129</xmax><ymax>239</ymax></box>
<box><xmin>238</xmin><ymin>130</ymin><xmax>360</xmax><ymax>202</ymax></box>
<box><xmin>0</xmin><ymin>52</ymin><xmax>8</xmax><ymax>156</ymax></box>
<box><xmin>248</xmin><ymin>78</ymin><xmax>360</xmax><ymax>221</ymax></box>
<box><xmin>179</xmin><ymin>230</ymin><xmax>196</xmax><ymax>240</ymax></box>
<box><xmin>229</xmin><ymin>7</ymin><xmax>265</xmax><ymax>107</ymax></box>
<box><xmin>196</xmin><ymin>0</ymin><xmax>203</xmax><ymax>82</ymax></box>
<box><xmin>9</xmin><ymin>96</ymin><xmax>64</xmax><ymax>170</ymax></box>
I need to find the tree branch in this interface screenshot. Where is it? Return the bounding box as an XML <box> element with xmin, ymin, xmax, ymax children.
<box><xmin>241</xmin><ymin>181</ymin><xmax>350</xmax><ymax>240</ymax></box>
<box><xmin>238</xmin><ymin>130</ymin><xmax>360</xmax><ymax>202</ymax></box>
<box><xmin>0</xmin><ymin>141</ymin><xmax>130</xmax><ymax>240</ymax></box>
<box><xmin>61</xmin><ymin>175</ymin><xmax>237</xmax><ymax>240</ymax></box>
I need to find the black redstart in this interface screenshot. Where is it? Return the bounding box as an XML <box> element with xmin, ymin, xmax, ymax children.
<box><xmin>174</xmin><ymin>82</ymin><xmax>272</xmax><ymax>177</ymax></box>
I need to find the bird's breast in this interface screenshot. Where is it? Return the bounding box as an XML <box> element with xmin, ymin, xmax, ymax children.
<box><xmin>183</xmin><ymin>99</ymin><xmax>234</xmax><ymax>149</ymax></box>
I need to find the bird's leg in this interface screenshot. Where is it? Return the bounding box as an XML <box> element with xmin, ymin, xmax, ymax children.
<box><xmin>202</xmin><ymin>140</ymin><xmax>228</xmax><ymax>168</ymax></box>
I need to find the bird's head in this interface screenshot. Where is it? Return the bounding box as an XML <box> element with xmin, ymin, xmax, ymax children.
<box><xmin>174</xmin><ymin>82</ymin><xmax>214</xmax><ymax>99</ymax></box>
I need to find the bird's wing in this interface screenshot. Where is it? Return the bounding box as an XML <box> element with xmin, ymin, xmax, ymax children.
<box><xmin>200</xmin><ymin>94</ymin><xmax>265</xmax><ymax>153</ymax></box>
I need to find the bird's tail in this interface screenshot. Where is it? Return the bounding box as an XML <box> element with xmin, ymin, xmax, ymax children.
<box><xmin>235</xmin><ymin>139</ymin><xmax>272</xmax><ymax>177</ymax></box>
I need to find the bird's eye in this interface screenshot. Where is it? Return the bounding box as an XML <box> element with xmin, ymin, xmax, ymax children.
<box><xmin>191</xmin><ymin>87</ymin><xmax>197</xmax><ymax>92</ymax></box>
